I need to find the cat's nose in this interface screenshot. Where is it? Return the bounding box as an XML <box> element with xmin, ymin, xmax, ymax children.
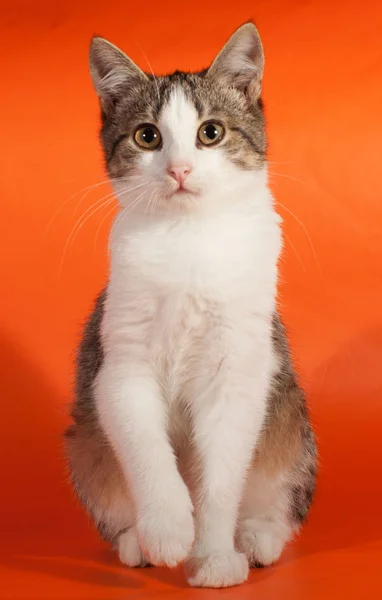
<box><xmin>167</xmin><ymin>165</ymin><xmax>191</xmax><ymax>186</ymax></box>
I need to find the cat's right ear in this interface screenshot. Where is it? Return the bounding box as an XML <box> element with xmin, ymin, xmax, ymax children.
<box><xmin>89</xmin><ymin>37</ymin><xmax>147</xmax><ymax>114</ymax></box>
<box><xmin>206</xmin><ymin>23</ymin><xmax>264</xmax><ymax>101</ymax></box>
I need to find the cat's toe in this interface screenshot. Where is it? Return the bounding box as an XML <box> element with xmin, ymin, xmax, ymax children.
<box><xmin>185</xmin><ymin>551</ymin><xmax>249</xmax><ymax>588</ymax></box>
<box><xmin>137</xmin><ymin>495</ymin><xmax>195</xmax><ymax>567</ymax></box>
<box><xmin>236</xmin><ymin>528</ymin><xmax>286</xmax><ymax>567</ymax></box>
<box><xmin>118</xmin><ymin>527</ymin><xmax>149</xmax><ymax>567</ymax></box>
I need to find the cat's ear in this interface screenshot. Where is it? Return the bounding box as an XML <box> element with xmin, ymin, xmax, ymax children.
<box><xmin>89</xmin><ymin>37</ymin><xmax>147</xmax><ymax>111</ymax></box>
<box><xmin>206</xmin><ymin>23</ymin><xmax>264</xmax><ymax>101</ymax></box>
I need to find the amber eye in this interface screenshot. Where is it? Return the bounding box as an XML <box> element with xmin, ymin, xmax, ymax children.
<box><xmin>134</xmin><ymin>125</ymin><xmax>161</xmax><ymax>150</ymax></box>
<box><xmin>197</xmin><ymin>121</ymin><xmax>225</xmax><ymax>146</ymax></box>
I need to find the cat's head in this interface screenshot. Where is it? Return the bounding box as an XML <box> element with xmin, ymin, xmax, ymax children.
<box><xmin>89</xmin><ymin>23</ymin><xmax>266</xmax><ymax>214</ymax></box>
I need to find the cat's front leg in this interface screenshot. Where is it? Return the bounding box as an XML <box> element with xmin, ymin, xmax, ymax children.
<box><xmin>185</xmin><ymin>322</ymin><xmax>272</xmax><ymax>588</ymax></box>
<box><xmin>95</xmin><ymin>357</ymin><xmax>194</xmax><ymax>567</ymax></box>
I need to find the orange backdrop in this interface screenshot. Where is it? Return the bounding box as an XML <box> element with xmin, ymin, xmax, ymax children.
<box><xmin>1</xmin><ymin>0</ymin><xmax>382</xmax><ymax>598</ymax></box>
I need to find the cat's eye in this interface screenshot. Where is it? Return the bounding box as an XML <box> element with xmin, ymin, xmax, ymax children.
<box><xmin>134</xmin><ymin>125</ymin><xmax>162</xmax><ymax>150</ymax></box>
<box><xmin>197</xmin><ymin>121</ymin><xmax>225</xmax><ymax>146</ymax></box>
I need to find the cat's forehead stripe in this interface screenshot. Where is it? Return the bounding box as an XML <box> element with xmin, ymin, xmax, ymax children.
<box><xmin>158</xmin><ymin>87</ymin><xmax>199</xmax><ymax>158</ymax></box>
<box><xmin>152</xmin><ymin>74</ymin><xmax>204</xmax><ymax>120</ymax></box>
<box><xmin>159</xmin><ymin>87</ymin><xmax>198</xmax><ymax>127</ymax></box>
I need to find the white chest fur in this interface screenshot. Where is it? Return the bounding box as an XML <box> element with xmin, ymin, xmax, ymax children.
<box><xmin>102</xmin><ymin>199</ymin><xmax>281</xmax><ymax>406</ymax></box>
<box><xmin>109</xmin><ymin>203</ymin><xmax>281</xmax><ymax>305</ymax></box>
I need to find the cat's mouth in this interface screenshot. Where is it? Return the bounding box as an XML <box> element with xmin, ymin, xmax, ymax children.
<box><xmin>174</xmin><ymin>188</ymin><xmax>194</xmax><ymax>195</ymax></box>
<box><xmin>168</xmin><ymin>184</ymin><xmax>199</xmax><ymax>199</ymax></box>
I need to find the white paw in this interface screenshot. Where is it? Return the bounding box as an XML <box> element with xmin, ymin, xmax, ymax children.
<box><xmin>185</xmin><ymin>551</ymin><xmax>249</xmax><ymax>588</ymax></box>
<box><xmin>118</xmin><ymin>527</ymin><xmax>149</xmax><ymax>567</ymax></box>
<box><xmin>236</xmin><ymin>528</ymin><xmax>286</xmax><ymax>567</ymax></box>
<box><xmin>136</xmin><ymin>486</ymin><xmax>195</xmax><ymax>567</ymax></box>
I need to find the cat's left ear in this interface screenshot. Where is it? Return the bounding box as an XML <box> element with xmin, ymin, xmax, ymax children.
<box><xmin>206</xmin><ymin>22</ymin><xmax>264</xmax><ymax>101</ymax></box>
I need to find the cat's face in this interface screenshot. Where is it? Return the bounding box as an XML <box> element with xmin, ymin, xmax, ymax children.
<box><xmin>90</xmin><ymin>23</ymin><xmax>266</xmax><ymax>214</ymax></box>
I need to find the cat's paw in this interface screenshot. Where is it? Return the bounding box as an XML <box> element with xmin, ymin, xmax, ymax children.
<box><xmin>118</xmin><ymin>527</ymin><xmax>150</xmax><ymax>567</ymax></box>
<box><xmin>236</xmin><ymin>528</ymin><xmax>285</xmax><ymax>567</ymax></box>
<box><xmin>137</xmin><ymin>488</ymin><xmax>194</xmax><ymax>567</ymax></box>
<box><xmin>185</xmin><ymin>551</ymin><xmax>249</xmax><ymax>588</ymax></box>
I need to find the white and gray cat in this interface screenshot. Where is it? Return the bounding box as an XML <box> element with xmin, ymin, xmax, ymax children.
<box><xmin>65</xmin><ymin>23</ymin><xmax>317</xmax><ymax>588</ymax></box>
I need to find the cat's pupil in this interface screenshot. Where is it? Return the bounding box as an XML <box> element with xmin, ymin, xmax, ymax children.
<box><xmin>205</xmin><ymin>124</ymin><xmax>218</xmax><ymax>140</ymax></box>
<box><xmin>142</xmin><ymin>128</ymin><xmax>155</xmax><ymax>143</ymax></box>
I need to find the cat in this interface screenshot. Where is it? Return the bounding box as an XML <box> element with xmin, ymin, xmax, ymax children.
<box><xmin>64</xmin><ymin>22</ymin><xmax>317</xmax><ymax>588</ymax></box>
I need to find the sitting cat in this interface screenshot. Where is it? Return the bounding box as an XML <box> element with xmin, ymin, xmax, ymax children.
<box><xmin>65</xmin><ymin>22</ymin><xmax>317</xmax><ymax>588</ymax></box>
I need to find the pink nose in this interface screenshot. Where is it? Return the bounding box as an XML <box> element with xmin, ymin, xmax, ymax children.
<box><xmin>168</xmin><ymin>165</ymin><xmax>191</xmax><ymax>186</ymax></box>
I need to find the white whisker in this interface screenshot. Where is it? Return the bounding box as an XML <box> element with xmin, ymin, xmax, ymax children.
<box><xmin>59</xmin><ymin>195</ymin><xmax>116</xmax><ymax>276</ymax></box>
<box><xmin>275</xmin><ymin>200</ymin><xmax>321</xmax><ymax>273</ymax></box>
<box><xmin>145</xmin><ymin>187</ymin><xmax>159</xmax><ymax>216</ymax></box>
<box><xmin>94</xmin><ymin>202</ymin><xmax>119</xmax><ymax>251</ymax></box>
<box><xmin>93</xmin><ymin>181</ymin><xmax>154</xmax><ymax>254</ymax></box>
<box><xmin>283</xmin><ymin>231</ymin><xmax>306</xmax><ymax>272</ymax></box>
<box><xmin>45</xmin><ymin>179</ymin><xmax>114</xmax><ymax>235</ymax></box>
<box><xmin>268</xmin><ymin>171</ymin><xmax>307</xmax><ymax>186</ymax></box>
<box><xmin>74</xmin><ymin>180</ymin><xmax>115</xmax><ymax>215</ymax></box>
<box><xmin>76</xmin><ymin>178</ymin><xmax>146</xmax><ymax>217</ymax></box>
<box><xmin>108</xmin><ymin>185</ymin><xmax>153</xmax><ymax>250</ymax></box>
<box><xmin>267</xmin><ymin>161</ymin><xmax>298</xmax><ymax>166</ymax></box>
<box><xmin>69</xmin><ymin>189</ymin><xmax>118</xmax><ymax>242</ymax></box>
<box><xmin>58</xmin><ymin>181</ymin><xmax>149</xmax><ymax>271</ymax></box>
<box><xmin>135</xmin><ymin>41</ymin><xmax>160</xmax><ymax>104</ymax></box>
<box><xmin>150</xmin><ymin>190</ymin><xmax>161</xmax><ymax>215</ymax></box>
<box><xmin>108</xmin><ymin>207</ymin><xmax>128</xmax><ymax>254</ymax></box>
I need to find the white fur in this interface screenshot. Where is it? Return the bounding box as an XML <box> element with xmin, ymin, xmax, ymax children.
<box><xmin>118</xmin><ymin>527</ymin><xmax>148</xmax><ymax>567</ymax></box>
<box><xmin>95</xmin><ymin>88</ymin><xmax>282</xmax><ymax>586</ymax></box>
<box><xmin>236</xmin><ymin>469</ymin><xmax>294</xmax><ymax>566</ymax></box>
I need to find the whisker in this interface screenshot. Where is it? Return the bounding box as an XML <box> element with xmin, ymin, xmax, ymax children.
<box><xmin>59</xmin><ymin>196</ymin><xmax>116</xmax><ymax>276</ymax></box>
<box><xmin>111</xmin><ymin>180</ymin><xmax>149</xmax><ymax>202</ymax></box>
<box><xmin>74</xmin><ymin>176</ymin><xmax>145</xmax><ymax>214</ymax></box>
<box><xmin>45</xmin><ymin>179</ymin><xmax>113</xmax><ymax>235</ymax></box>
<box><xmin>145</xmin><ymin>187</ymin><xmax>159</xmax><ymax>216</ymax></box>
<box><xmin>267</xmin><ymin>161</ymin><xmax>298</xmax><ymax>166</ymax></box>
<box><xmin>283</xmin><ymin>231</ymin><xmax>306</xmax><ymax>272</ymax></box>
<box><xmin>108</xmin><ymin>208</ymin><xmax>128</xmax><ymax>254</ymax></box>
<box><xmin>107</xmin><ymin>207</ymin><xmax>130</xmax><ymax>256</ymax></box>
<box><xmin>144</xmin><ymin>192</ymin><xmax>151</xmax><ymax>215</ymax></box>
<box><xmin>94</xmin><ymin>201</ymin><xmax>119</xmax><ymax>251</ymax></box>
<box><xmin>135</xmin><ymin>41</ymin><xmax>161</xmax><ymax>104</ymax></box>
<box><xmin>69</xmin><ymin>189</ymin><xmax>118</xmax><ymax>242</ymax></box>
<box><xmin>108</xmin><ymin>185</ymin><xmax>153</xmax><ymax>248</ymax></box>
<box><xmin>268</xmin><ymin>171</ymin><xmax>307</xmax><ymax>186</ymax></box>
<box><xmin>59</xmin><ymin>182</ymin><xmax>140</xmax><ymax>267</ymax></box>
<box><xmin>81</xmin><ymin>180</ymin><xmax>147</xmax><ymax>229</ymax></box>
<box><xmin>121</xmin><ymin>187</ymin><xmax>151</xmax><ymax>216</ymax></box>
<box><xmin>275</xmin><ymin>200</ymin><xmax>321</xmax><ymax>273</ymax></box>
<box><xmin>151</xmin><ymin>190</ymin><xmax>161</xmax><ymax>215</ymax></box>
<box><xmin>74</xmin><ymin>180</ymin><xmax>114</xmax><ymax>215</ymax></box>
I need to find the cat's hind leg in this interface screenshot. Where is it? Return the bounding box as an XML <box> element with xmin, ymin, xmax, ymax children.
<box><xmin>64</xmin><ymin>421</ymin><xmax>149</xmax><ymax>567</ymax></box>
<box><xmin>236</xmin><ymin>438</ymin><xmax>316</xmax><ymax>567</ymax></box>
<box><xmin>236</xmin><ymin>467</ymin><xmax>294</xmax><ymax>567</ymax></box>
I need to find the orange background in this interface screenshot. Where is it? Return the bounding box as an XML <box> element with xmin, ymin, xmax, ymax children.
<box><xmin>1</xmin><ymin>0</ymin><xmax>382</xmax><ymax>598</ymax></box>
